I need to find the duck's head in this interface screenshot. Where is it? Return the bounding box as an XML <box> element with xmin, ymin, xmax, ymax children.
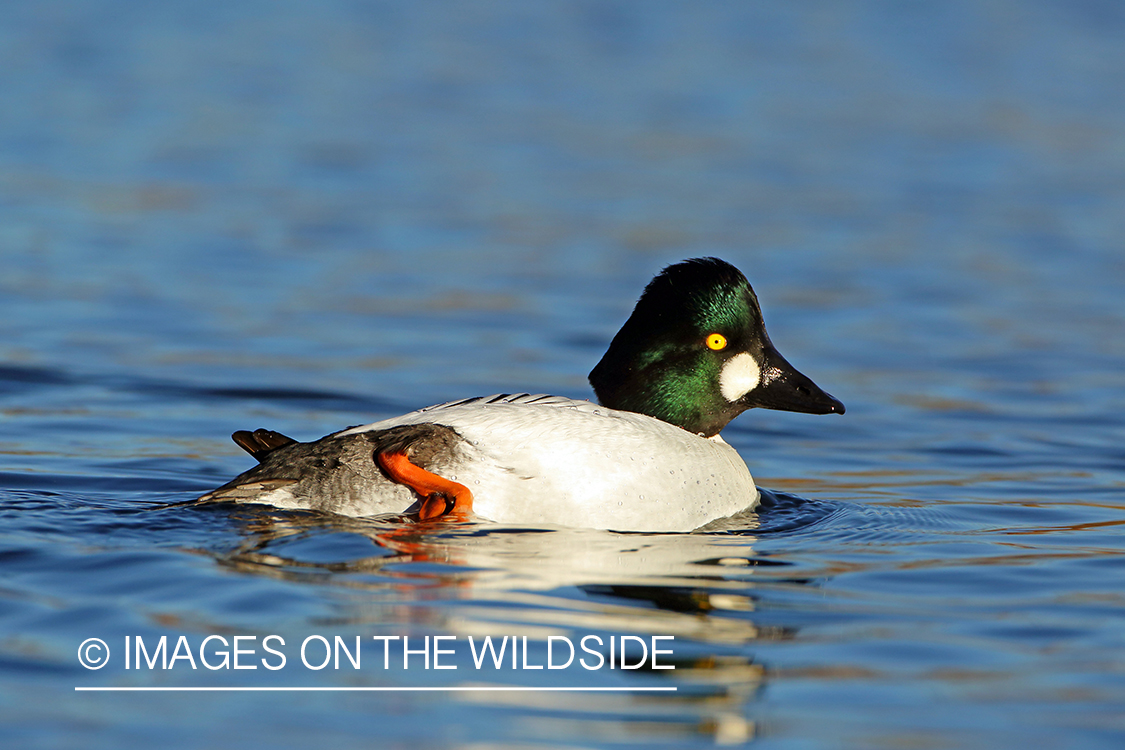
<box><xmin>589</xmin><ymin>257</ymin><xmax>845</xmax><ymax>437</ymax></box>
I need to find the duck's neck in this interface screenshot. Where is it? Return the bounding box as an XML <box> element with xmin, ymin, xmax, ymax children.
<box><xmin>590</xmin><ymin>348</ymin><xmax>738</xmax><ymax>437</ymax></box>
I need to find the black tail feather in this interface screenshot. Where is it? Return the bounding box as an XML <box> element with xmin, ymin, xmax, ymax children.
<box><xmin>232</xmin><ymin>429</ymin><xmax>298</xmax><ymax>462</ymax></box>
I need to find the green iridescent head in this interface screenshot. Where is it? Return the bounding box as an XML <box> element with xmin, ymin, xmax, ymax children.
<box><xmin>589</xmin><ymin>257</ymin><xmax>844</xmax><ymax>436</ymax></box>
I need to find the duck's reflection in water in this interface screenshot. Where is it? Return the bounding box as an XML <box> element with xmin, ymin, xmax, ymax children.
<box><xmin>197</xmin><ymin>505</ymin><xmax>810</xmax><ymax>745</ymax></box>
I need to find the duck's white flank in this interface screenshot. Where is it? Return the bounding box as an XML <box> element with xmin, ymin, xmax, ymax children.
<box><xmin>337</xmin><ymin>395</ymin><xmax>759</xmax><ymax>531</ymax></box>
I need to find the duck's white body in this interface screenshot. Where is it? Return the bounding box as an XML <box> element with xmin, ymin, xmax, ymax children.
<box><xmin>345</xmin><ymin>394</ymin><xmax>758</xmax><ymax>530</ymax></box>
<box><xmin>210</xmin><ymin>394</ymin><xmax>758</xmax><ymax>532</ymax></box>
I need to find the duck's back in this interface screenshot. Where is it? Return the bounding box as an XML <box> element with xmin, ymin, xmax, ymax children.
<box><xmin>338</xmin><ymin>394</ymin><xmax>758</xmax><ymax>531</ymax></box>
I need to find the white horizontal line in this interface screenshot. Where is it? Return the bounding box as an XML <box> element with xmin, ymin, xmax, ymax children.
<box><xmin>75</xmin><ymin>686</ymin><xmax>676</xmax><ymax>692</ymax></box>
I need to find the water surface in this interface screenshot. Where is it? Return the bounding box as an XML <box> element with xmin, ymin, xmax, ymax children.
<box><xmin>1</xmin><ymin>2</ymin><xmax>1124</xmax><ymax>748</ymax></box>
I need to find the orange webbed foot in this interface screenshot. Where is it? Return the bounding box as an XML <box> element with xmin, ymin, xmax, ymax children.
<box><xmin>376</xmin><ymin>451</ymin><xmax>474</xmax><ymax>521</ymax></box>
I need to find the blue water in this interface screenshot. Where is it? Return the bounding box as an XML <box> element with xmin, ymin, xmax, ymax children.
<box><xmin>2</xmin><ymin>2</ymin><xmax>1124</xmax><ymax>748</ymax></box>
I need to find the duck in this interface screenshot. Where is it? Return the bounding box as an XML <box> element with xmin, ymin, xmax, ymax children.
<box><xmin>195</xmin><ymin>257</ymin><xmax>844</xmax><ymax>532</ymax></box>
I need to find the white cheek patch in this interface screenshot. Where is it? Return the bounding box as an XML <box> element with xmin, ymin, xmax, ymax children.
<box><xmin>719</xmin><ymin>352</ymin><xmax>761</xmax><ymax>402</ymax></box>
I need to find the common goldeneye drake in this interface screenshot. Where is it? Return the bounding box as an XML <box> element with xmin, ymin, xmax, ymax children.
<box><xmin>196</xmin><ymin>258</ymin><xmax>843</xmax><ymax>531</ymax></box>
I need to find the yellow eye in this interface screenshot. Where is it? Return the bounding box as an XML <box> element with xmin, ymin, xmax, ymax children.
<box><xmin>706</xmin><ymin>333</ymin><xmax>728</xmax><ymax>351</ymax></box>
